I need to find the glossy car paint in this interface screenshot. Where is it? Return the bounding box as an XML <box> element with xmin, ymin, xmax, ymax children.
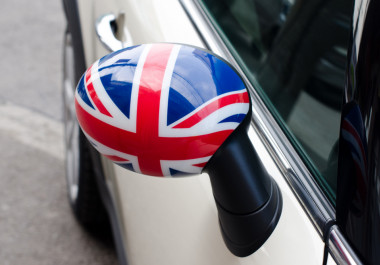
<box><xmin>75</xmin><ymin>0</ymin><xmax>325</xmax><ymax>264</ymax></box>
<box><xmin>337</xmin><ymin>0</ymin><xmax>380</xmax><ymax>263</ymax></box>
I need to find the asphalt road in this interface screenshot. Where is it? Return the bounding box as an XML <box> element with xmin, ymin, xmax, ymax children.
<box><xmin>0</xmin><ymin>1</ymin><xmax>118</xmax><ymax>264</ymax></box>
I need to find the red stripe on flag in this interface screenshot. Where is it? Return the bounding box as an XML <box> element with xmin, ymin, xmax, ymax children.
<box><xmin>104</xmin><ymin>154</ymin><xmax>129</xmax><ymax>162</ymax></box>
<box><xmin>193</xmin><ymin>162</ymin><xmax>207</xmax><ymax>168</ymax></box>
<box><xmin>173</xmin><ymin>92</ymin><xmax>249</xmax><ymax>129</ymax></box>
<box><xmin>136</xmin><ymin>44</ymin><xmax>176</xmax><ymax>176</ymax></box>
<box><xmin>86</xmin><ymin>65</ymin><xmax>113</xmax><ymax>117</ymax></box>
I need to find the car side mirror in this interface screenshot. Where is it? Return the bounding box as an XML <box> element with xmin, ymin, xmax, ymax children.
<box><xmin>75</xmin><ymin>43</ymin><xmax>282</xmax><ymax>257</ymax></box>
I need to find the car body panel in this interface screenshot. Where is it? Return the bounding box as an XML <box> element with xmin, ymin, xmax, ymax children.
<box><xmin>328</xmin><ymin>254</ymin><xmax>338</xmax><ymax>265</ymax></box>
<box><xmin>75</xmin><ymin>0</ymin><xmax>328</xmax><ymax>264</ymax></box>
<box><xmin>111</xmin><ymin>127</ymin><xmax>324</xmax><ymax>265</ymax></box>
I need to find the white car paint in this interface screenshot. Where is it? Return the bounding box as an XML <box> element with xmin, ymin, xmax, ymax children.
<box><xmin>76</xmin><ymin>0</ymin><xmax>326</xmax><ymax>264</ymax></box>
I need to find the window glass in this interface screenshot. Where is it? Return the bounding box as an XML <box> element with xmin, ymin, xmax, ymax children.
<box><xmin>201</xmin><ymin>0</ymin><xmax>352</xmax><ymax>202</ymax></box>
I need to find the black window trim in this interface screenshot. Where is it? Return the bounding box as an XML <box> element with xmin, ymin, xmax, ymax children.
<box><xmin>179</xmin><ymin>0</ymin><xmax>362</xmax><ymax>264</ymax></box>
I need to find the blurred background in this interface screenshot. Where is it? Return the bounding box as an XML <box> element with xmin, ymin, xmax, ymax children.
<box><xmin>0</xmin><ymin>0</ymin><xmax>117</xmax><ymax>264</ymax></box>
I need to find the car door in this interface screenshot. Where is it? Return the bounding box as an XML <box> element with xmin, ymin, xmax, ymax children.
<box><xmin>75</xmin><ymin>0</ymin><xmax>369</xmax><ymax>264</ymax></box>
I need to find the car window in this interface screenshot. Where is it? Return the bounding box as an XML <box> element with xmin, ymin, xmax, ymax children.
<box><xmin>200</xmin><ymin>0</ymin><xmax>353</xmax><ymax>203</ymax></box>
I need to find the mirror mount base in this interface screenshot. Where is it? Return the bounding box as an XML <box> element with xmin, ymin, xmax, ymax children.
<box><xmin>216</xmin><ymin>178</ymin><xmax>282</xmax><ymax>257</ymax></box>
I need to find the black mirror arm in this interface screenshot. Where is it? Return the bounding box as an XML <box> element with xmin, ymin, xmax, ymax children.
<box><xmin>204</xmin><ymin>115</ymin><xmax>282</xmax><ymax>257</ymax></box>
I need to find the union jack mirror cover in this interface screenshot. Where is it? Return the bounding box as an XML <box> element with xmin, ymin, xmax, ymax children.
<box><xmin>75</xmin><ymin>43</ymin><xmax>250</xmax><ymax>177</ymax></box>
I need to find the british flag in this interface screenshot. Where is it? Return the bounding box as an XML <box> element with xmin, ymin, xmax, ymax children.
<box><xmin>75</xmin><ymin>43</ymin><xmax>250</xmax><ymax>177</ymax></box>
<box><xmin>341</xmin><ymin>103</ymin><xmax>368</xmax><ymax>204</ymax></box>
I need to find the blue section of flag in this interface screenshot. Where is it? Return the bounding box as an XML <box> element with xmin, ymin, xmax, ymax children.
<box><xmin>98</xmin><ymin>45</ymin><xmax>145</xmax><ymax>119</ymax></box>
<box><xmin>98</xmin><ymin>45</ymin><xmax>143</xmax><ymax>66</ymax></box>
<box><xmin>218</xmin><ymin>114</ymin><xmax>246</xmax><ymax>124</ymax></box>
<box><xmin>169</xmin><ymin>168</ymin><xmax>188</xmax><ymax>176</ymax></box>
<box><xmin>119</xmin><ymin>163</ymin><xmax>134</xmax><ymax>172</ymax></box>
<box><xmin>99</xmin><ymin>65</ymin><xmax>135</xmax><ymax>118</ymax></box>
<box><xmin>167</xmin><ymin>46</ymin><xmax>246</xmax><ymax>126</ymax></box>
<box><xmin>167</xmin><ymin>87</ymin><xmax>198</xmax><ymax>126</ymax></box>
<box><xmin>77</xmin><ymin>75</ymin><xmax>94</xmax><ymax>109</ymax></box>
